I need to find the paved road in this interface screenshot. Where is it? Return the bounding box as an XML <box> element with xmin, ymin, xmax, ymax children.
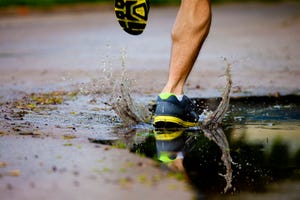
<box><xmin>0</xmin><ymin>2</ymin><xmax>299</xmax><ymax>100</ymax></box>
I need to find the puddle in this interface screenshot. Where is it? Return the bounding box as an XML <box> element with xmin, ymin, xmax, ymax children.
<box><xmin>89</xmin><ymin>95</ymin><xmax>300</xmax><ymax>198</ymax></box>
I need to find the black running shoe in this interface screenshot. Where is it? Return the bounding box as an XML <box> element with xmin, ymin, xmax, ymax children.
<box><xmin>114</xmin><ymin>0</ymin><xmax>150</xmax><ymax>35</ymax></box>
<box><xmin>153</xmin><ymin>93</ymin><xmax>200</xmax><ymax>128</ymax></box>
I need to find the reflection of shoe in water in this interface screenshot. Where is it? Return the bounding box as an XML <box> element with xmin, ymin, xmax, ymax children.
<box><xmin>154</xmin><ymin>130</ymin><xmax>185</xmax><ymax>164</ymax></box>
<box><xmin>114</xmin><ymin>0</ymin><xmax>150</xmax><ymax>35</ymax></box>
<box><xmin>153</xmin><ymin>93</ymin><xmax>199</xmax><ymax>128</ymax></box>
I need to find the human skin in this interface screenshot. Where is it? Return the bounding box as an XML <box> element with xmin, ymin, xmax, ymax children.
<box><xmin>161</xmin><ymin>0</ymin><xmax>211</xmax><ymax>95</ymax></box>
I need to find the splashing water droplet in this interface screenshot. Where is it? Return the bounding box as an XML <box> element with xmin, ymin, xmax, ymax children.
<box><xmin>202</xmin><ymin>59</ymin><xmax>234</xmax><ymax>193</ymax></box>
<box><xmin>110</xmin><ymin>49</ymin><xmax>151</xmax><ymax>126</ymax></box>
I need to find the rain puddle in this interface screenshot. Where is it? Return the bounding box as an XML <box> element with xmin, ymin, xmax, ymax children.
<box><xmin>101</xmin><ymin>95</ymin><xmax>300</xmax><ymax>198</ymax></box>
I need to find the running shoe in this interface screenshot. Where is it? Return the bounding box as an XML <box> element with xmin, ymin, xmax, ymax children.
<box><xmin>114</xmin><ymin>0</ymin><xmax>150</xmax><ymax>35</ymax></box>
<box><xmin>153</xmin><ymin>93</ymin><xmax>200</xmax><ymax>128</ymax></box>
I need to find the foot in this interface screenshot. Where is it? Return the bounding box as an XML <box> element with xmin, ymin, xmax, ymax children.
<box><xmin>114</xmin><ymin>0</ymin><xmax>150</xmax><ymax>35</ymax></box>
<box><xmin>153</xmin><ymin>93</ymin><xmax>200</xmax><ymax>128</ymax></box>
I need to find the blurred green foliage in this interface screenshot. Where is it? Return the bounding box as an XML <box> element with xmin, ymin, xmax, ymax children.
<box><xmin>0</xmin><ymin>0</ymin><xmax>104</xmax><ymax>7</ymax></box>
<box><xmin>0</xmin><ymin>0</ymin><xmax>298</xmax><ymax>7</ymax></box>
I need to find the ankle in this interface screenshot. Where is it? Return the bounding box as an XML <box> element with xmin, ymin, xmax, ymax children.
<box><xmin>159</xmin><ymin>92</ymin><xmax>184</xmax><ymax>101</ymax></box>
<box><xmin>161</xmin><ymin>85</ymin><xmax>183</xmax><ymax>96</ymax></box>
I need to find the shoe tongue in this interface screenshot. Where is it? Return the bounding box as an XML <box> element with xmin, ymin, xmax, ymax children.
<box><xmin>176</xmin><ymin>94</ymin><xmax>184</xmax><ymax>101</ymax></box>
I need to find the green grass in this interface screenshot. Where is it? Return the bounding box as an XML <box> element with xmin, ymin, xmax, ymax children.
<box><xmin>0</xmin><ymin>0</ymin><xmax>298</xmax><ymax>7</ymax></box>
<box><xmin>0</xmin><ymin>0</ymin><xmax>108</xmax><ymax>7</ymax></box>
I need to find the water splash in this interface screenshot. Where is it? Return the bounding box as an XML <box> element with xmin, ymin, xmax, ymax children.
<box><xmin>201</xmin><ymin>59</ymin><xmax>233</xmax><ymax>193</ymax></box>
<box><xmin>203</xmin><ymin>58</ymin><xmax>232</xmax><ymax>126</ymax></box>
<box><xmin>202</xmin><ymin>127</ymin><xmax>233</xmax><ymax>193</ymax></box>
<box><xmin>77</xmin><ymin>45</ymin><xmax>115</xmax><ymax>96</ymax></box>
<box><xmin>110</xmin><ymin>49</ymin><xmax>151</xmax><ymax>126</ymax></box>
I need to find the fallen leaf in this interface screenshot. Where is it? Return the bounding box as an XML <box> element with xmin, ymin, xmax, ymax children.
<box><xmin>33</xmin><ymin>130</ymin><xmax>43</xmax><ymax>136</ymax></box>
<box><xmin>168</xmin><ymin>184</ymin><xmax>178</xmax><ymax>190</ymax></box>
<box><xmin>6</xmin><ymin>170</ymin><xmax>20</xmax><ymax>177</ymax></box>
<box><xmin>0</xmin><ymin>131</ymin><xmax>6</xmax><ymax>136</ymax></box>
<box><xmin>119</xmin><ymin>177</ymin><xmax>133</xmax><ymax>188</ymax></box>
<box><xmin>0</xmin><ymin>162</ymin><xmax>7</xmax><ymax>168</ymax></box>
<box><xmin>62</xmin><ymin>135</ymin><xmax>76</xmax><ymax>140</ymax></box>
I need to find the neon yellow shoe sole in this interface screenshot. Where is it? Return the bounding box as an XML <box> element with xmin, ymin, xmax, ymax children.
<box><xmin>153</xmin><ymin>116</ymin><xmax>200</xmax><ymax>128</ymax></box>
<box><xmin>114</xmin><ymin>0</ymin><xmax>150</xmax><ymax>35</ymax></box>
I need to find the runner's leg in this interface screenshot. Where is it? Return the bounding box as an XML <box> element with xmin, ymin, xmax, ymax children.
<box><xmin>161</xmin><ymin>0</ymin><xmax>211</xmax><ymax>95</ymax></box>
